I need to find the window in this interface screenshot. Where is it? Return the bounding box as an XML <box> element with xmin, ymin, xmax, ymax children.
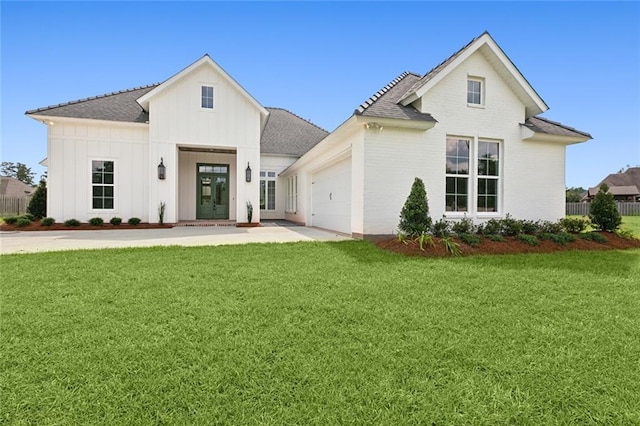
<box><xmin>92</xmin><ymin>160</ymin><xmax>114</xmax><ymax>209</ymax></box>
<box><xmin>201</xmin><ymin>85</ymin><xmax>214</xmax><ymax>109</ymax></box>
<box><xmin>445</xmin><ymin>138</ymin><xmax>470</xmax><ymax>212</ymax></box>
<box><xmin>286</xmin><ymin>175</ymin><xmax>297</xmax><ymax>213</ymax></box>
<box><xmin>477</xmin><ymin>141</ymin><xmax>500</xmax><ymax>212</ymax></box>
<box><xmin>467</xmin><ymin>78</ymin><xmax>482</xmax><ymax>105</ymax></box>
<box><xmin>260</xmin><ymin>171</ymin><xmax>276</xmax><ymax>210</ymax></box>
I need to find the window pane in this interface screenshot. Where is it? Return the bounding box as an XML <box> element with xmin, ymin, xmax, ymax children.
<box><xmin>104</xmin><ymin>173</ymin><xmax>114</xmax><ymax>184</ymax></box>
<box><xmin>93</xmin><ymin>198</ymin><xmax>103</xmax><ymax>209</ymax></box>
<box><xmin>92</xmin><ymin>161</ymin><xmax>103</xmax><ymax>172</ymax></box>
<box><xmin>267</xmin><ymin>181</ymin><xmax>276</xmax><ymax>210</ymax></box>
<box><xmin>260</xmin><ymin>181</ymin><xmax>266</xmax><ymax>209</ymax></box>
<box><xmin>104</xmin><ymin>161</ymin><xmax>114</xmax><ymax>172</ymax></box>
<box><xmin>104</xmin><ymin>198</ymin><xmax>114</xmax><ymax>209</ymax></box>
<box><xmin>457</xmin><ymin>178</ymin><xmax>468</xmax><ymax>194</ymax></box>
<box><xmin>446</xmin><ymin>177</ymin><xmax>455</xmax><ymax>193</ymax></box>
<box><xmin>104</xmin><ymin>186</ymin><xmax>114</xmax><ymax>197</ymax></box>
<box><xmin>268</xmin><ymin>172</ymin><xmax>276</xmax><ymax>178</ymax></box>
<box><xmin>93</xmin><ymin>186</ymin><xmax>103</xmax><ymax>197</ymax></box>
<box><xmin>260</xmin><ymin>171</ymin><xmax>266</xmax><ymax>178</ymax></box>
<box><xmin>92</xmin><ymin>172</ymin><xmax>102</xmax><ymax>184</ymax></box>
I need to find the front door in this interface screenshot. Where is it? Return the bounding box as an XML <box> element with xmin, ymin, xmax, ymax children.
<box><xmin>196</xmin><ymin>164</ymin><xmax>229</xmax><ymax>219</ymax></box>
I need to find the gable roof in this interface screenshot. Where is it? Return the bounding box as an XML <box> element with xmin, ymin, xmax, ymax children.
<box><xmin>25</xmin><ymin>85</ymin><xmax>158</xmax><ymax>123</ymax></box>
<box><xmin>586</xmin><ymin>185</ymin><xmax>640</xmax><ymax>198</ymax></box>
<box><xmin>354</xmin><ymin>72</ymin><xmax>437</xmax><ymax>123</ymax></box>
<box><xmin>523</xmin><ymin>116</ymin><xmax>592</xmax><ymax>139</ymax></box>
<box><xmin>398</xmin><ymin>31</ymin><xmax>548</xmax><ymax>118</ymax></box>
<box><xmin>261</xmin><ymin>108</ymin><xmax>329</xmax><ymax>156</ymax></box>
<box><xmin>0</xmin><ymin>176</ymin><xmax>35</xmax><ymax>197</ymax></box>
<box><xmin>597</xmin><ymin>167</ymin><xmax>640</xmax><ymax>188</ymax></box>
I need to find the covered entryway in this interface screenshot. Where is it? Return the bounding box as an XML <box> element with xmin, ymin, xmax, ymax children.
<box><xmin>311</xmin><ymin>157</ymin><xmax>351</xmax><ymax>234</ymax></box>
<box><xmin>196</xmin><ymin>163</ymin><xmax>229</xmax><ymax>220</ymax></box>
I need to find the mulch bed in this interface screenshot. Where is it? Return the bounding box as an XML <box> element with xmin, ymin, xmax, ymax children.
<box><xmin>376</xmin><ymin>233</ymin><xmax>640</xmax><ymax>257</ymax></box>
<box><xmin>0</xmin><ymin>223</ymin><xmax>174</xmax><ymax>232</ymax></box>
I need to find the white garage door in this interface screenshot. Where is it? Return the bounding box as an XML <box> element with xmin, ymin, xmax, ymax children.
<box><xmin>311</xmin><ymin>157</ymin><xmax>351</xmax><ymax>234</ymax></box>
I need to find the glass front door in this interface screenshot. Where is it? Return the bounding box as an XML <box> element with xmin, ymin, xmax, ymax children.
<box><xmin>196</xmin><ymin>164</ymin><xmax>229</xmax><ymax>219</ymax></box>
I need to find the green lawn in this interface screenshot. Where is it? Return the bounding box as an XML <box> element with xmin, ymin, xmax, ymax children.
<box><xmin>2</xmin><ymin>242</ymin><xmax>640</xmax><ymax>424</ymax></box>
<box><xmin>621</xmin><ymin>215</ymin><xmax>640</xmax><ymax>236</ymax></box>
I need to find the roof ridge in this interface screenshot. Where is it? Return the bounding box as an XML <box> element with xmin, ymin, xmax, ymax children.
<box><xmin>531</xmin><ymin>115</ymin><xmax>592</xmax><ymax>138</ymax></box>
<box><xmin>26</xmin><ymin>83</ymin><xmax>161</xmax><ymax>114</ymax></box>
<box><xmin>264</xmin><ymin>106</ymin><xmax>329</xmax><ymax>134</ymax></box>
<box><xmin>355</xmin><ymin>71</ymin><xmax>415</xmax><ymax>114</ymax></box>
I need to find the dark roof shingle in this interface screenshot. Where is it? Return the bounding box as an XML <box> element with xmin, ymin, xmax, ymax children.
<box><xmin>261</xmin><ymin>108</ymin><xmax>329</xmax><ymax>156</ymax></box>
<box><xmin>523</xmin><ymin>116</ymin><xmax>592</xmax><ymax>139</ymax></box>
<box><xmin>25</xmin><ymin>85</ymin><xmax>158</xmax><ymax>123</ymax></box>
<box><xmin>354</xmin><ymin>72</ymin><xmax>436</xmax><ymax>122</ymax></box>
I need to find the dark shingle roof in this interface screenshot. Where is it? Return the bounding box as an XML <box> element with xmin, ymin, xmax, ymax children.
<box><xmin>261</xmin><ymin>108</ymin><xmax>329</xmax><ymax>156</ymax></box>
<box><xmin>523</xmin><ymin>116</ymin><xmax>592</xmax><ymax>139</ymax></box>
<box><xmin>0</xmin><ymin>176</ymin><xmax>35</xmax><ymax>197</ymax></box>
<box><xmin>597</xmin><ymin>167</ymin><xmax>640</xmax><ymax>188</ymax></box>
<box><xmin>354</xmin><ymin>72</ymin><xmax>436</xmax><ymax>122</ymax></box>
<box><xmin>25</xmin><ymin>85</ymin><xmax>159</xmax><ymax>123</ymax></box>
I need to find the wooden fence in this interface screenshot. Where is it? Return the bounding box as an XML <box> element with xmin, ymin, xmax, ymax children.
<box><xmin>0</xmin><ymin>195</ymin><xmax>32</xmax><ymax>216</ymax></box>
<box><xmin>566</xmin><ymin>202</ymin><xmax>640</xmax><ymax>216</ymax></box>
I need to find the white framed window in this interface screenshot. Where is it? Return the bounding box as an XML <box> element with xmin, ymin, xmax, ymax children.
<box><xmin>91</xmin><ymin>160</ymin><xmax>114</xmax><ymax>209</ymax></box>
<box><xmin>201</xmin><ymin>85</ymin><xmax>214</xmax><ymax>109</ymax></box>
<box><xmin>445</xmin><ymin>138</ymin><xmax>470</xmax><ymax>212</ymax></box>
<box><xmin>260</xmin><ymin>171</ymin><xmax>276</xmax><ymax>210</ymax></box>
<box><xmin>477</xmin><ymin>141</ymin><xmax>500</xmax><ymax>213</ymax></box>
<box><xmin>467</xmin><ymin>77</ymin><xmax>484</xmax><ymax>105</ymax></box>
<box><xmin>286</xmin><ymin>175</ymin><xmax>297</xmax><ymax>213</ymax></box>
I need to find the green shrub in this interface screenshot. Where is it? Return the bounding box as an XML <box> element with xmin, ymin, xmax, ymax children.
<box><xmin>441</xmin><ymin>236</ymin><xmax>461</xmax><ymax>256</ymax></box>
<box><xmin>539</xmin><ymin>232</ymin><xmax>576</xmax><ymax>246</ymax></box>
<box><xmin>451</xmin><ymin>215</ymin><xmax>475</xmax><ymax>235</ymax></box>
<box><xmin>16</xmin><ymin>217</ymin><xmax>32</xmax><ymax>227</ymax></box>
<box><xmin>521</xmin><ymin>220</ymin><xmax>539</xmax><ymax>235</ymax></box>
<box><xmin>501</xmin><ymin>214</ymin><xmax>523</xmax><ymax>236</ymax></box>
<box><xmin>89</xmin><ymin>217</ymin><xmax>104</xmax><ymax>226</ymax></box>
<box><xmin>458</xmin><ymin>233</ymin><xmax>482</xmax><ymax>247</ymax></box>
<box><xmin>398</xmin><ymin>178</ymin><xmax>432</xmax><ymax>237</ymax></box>
<box><xmin>417</xmin><ymin>232</ymin><xmax>435</xmax><ymax>251</ymax></box>
<box><xmin>561</xmin><ymin>217</ymin><xmax>590</xmax><ymax>233</ymax></box>
<box><xmin>615</xmin><ymin>228</ymin><xmax>635</xmax><ymax>239</ymax></box>
<box><xmin>479</xmin><ymin>218</ymin><xmax>501</xmax><ymax>235</ymax></box>
<box><xmin>486</xmin><ymin>234</ymin><xmax>505</xmax><ymax>242</ymax></box>
<box><xmin>589</xmin><ymin>184</ymin><xmax>622</xmax><ymax>232</ymax></box>
<box><xmin>22</xmin><ymin>213</ymin><xmax>35</xmax><ymax>221</ymax></box>
<box><xmin>27</xmin><ymin>179</ymin><xmax>47</xmax><ymax>218</ymax></box>
<box><xmin>128</xmin><ymin>217</ymin><xmax>141</xmax><ymax>226</ymax></box>
<box><xmin>580</xmin><ymin>232</ymin><xmax>607</xmax><ymax>244</ymax></box>
<box><xmin>432</xmin><ymin>218</ymin><xmax>451</xmax><ymax>237</ymax></box>
<box><xmin>110</xmin><ymin>217</ymin><xmax>122</xmax><ymax>226</ymax></box>
<box><xmin>4</xmin><ymin>216</ymin><xmax>18</xmax><ymax>225</ymax></box>
<box><xmin>517</xmin><ymin>234</ymin><xmax>539</xmax><ymax>246</ymax></box>
<box><xmin>40</xmin><ymin>217</ymin><xmax>55</xmax><ymax>226</ymax></box>
<box><xmin>537</xmin><ymin>220</ymin><xmax>564</xmax><ymax>234</ymax></box>
<box><xmin>64</xmin><ymin>219</ymin><xmax>81</xmax><ymax>227</ymax></box>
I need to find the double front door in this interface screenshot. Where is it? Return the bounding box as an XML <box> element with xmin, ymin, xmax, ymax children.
<box><xmin>196</xmin><ymin>164</ymin><xmax>229</xmax><ymax>219</ymax></box>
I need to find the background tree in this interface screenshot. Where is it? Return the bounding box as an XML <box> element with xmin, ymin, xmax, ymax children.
<box><xmin>398</xmin><ymin>177</ymin><xmax>432</xmax><ymax>237</ymax></box>
<box><xmin>1</xmin><ymin>161</ymin><xmax>36</xmax><ymax>185</ymax></box>
<box><xmin>566</xmin><ymin>186</ymin><xmax>586</xmax><ymax>203</ymax></box>
<box><xmin>589</xmin><ymin>184</ymin><xmax>621</xmax><ymax>232</ymax></box>
<box><xmin>27</xmin><ymin>179</ymin><xmax>47</xmax><ymax>218</ymax></box>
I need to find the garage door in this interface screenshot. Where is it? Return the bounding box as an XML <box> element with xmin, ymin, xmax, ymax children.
<box><xmin>311</xmin><ymin>157</ymin><xmax>351</xmax><ymax>234</ymax></box>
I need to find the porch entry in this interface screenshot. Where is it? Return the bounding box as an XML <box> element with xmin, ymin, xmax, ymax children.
<box><xmin>196</xmin><ymin>163</ymin><xmax>229</xmax><ymax>219</ymax></box>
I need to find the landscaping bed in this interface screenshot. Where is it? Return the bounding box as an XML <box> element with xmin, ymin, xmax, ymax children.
<box><xmin>0</xmin><ymin>222</ymin><xmax>174</xmax><ymax>231</ymax></box>
<box><xmin>377</xmin><ymin>231</ymin><xmax>640</xmax><ymax>257</ymax></box>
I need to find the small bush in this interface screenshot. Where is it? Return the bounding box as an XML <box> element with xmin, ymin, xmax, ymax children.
<box><xmin>89</xmin><ymin>217</ymin><xmax>104</xmax><ymax>226</ymax></box>
<box><xmin>479</xmin><ymin>218</ymin><xmax>501</xmax><ymax>236</ymax></box>
<box><xmin>539</xmin><ymin>232</ymin><xmax>576</xmax><ymax>246</ymax></box>
<box><xmin>64</xmin><ymin>219</ymin><xmax>81</xmax><ymax>227</ymax></box>
<box><xmin>517</xmin><ymin>234</ymin><xmax>539</xmax><ymax>246</ymax></box>
<box><xmin>40</xmin><ymin>217</ymin><xmax>55</xmax><ymax>226</ymax></box>
<box><xmin>4</xmin><ymin>216</ymin><xmax>18</xmax><ymax>225</ymax></box>
<box><xmin>128</xmin><ymin>217</ymin><xmax>141</xmax><ymax>226</ymax></box>
<box><xmin>561</xmin><ymin>217</ymin><xmax>590</xmax><ymax>234</ymax></box>
<box><xmin>16</xmin><ymin>217</ymin><xmax>32</xmax><ymax>227</ymax></box>
<box><xmin>432</xmin><ymin>218</ymin><xmax>451</xmax><ymax>237</ymax></box>
<box><xmin>521</xmin><ymin>220</ymin><xmax>539</xmax><ymax>235</ymax></box>
<box><xmin>486</xmin><ymin>234</ymin><xmax>505</xmax><ymax>242</ymax></box>
<box><xmin>537</xmin><ymin>220</ymin><xmax>564</xmax><ymax>234</ymax></box>
<box><xmin>27</xmin><ymin>179</ymin><xmax>47</xmax><ymax>218</ymax></box>
<box><xmin>589</xmin><ymin>184</ymin><xmax>622</xmax><ymax>232</ymax></box>
<box><xmin>417</xmin><ymin>232</ymin><xmax>435</xmax><ymax>251</ymax></box>
<box><xmin>501</xmin><ymin>214</ymin><xmax>523</xmax><ymax>236</ymax></box>
<box><xmin>22</xmin><ymin>213</ymin><xmax>35</xmax><ymax>221</ymax></box>
<box><xmin>615</xmin><ymin>228</ymin><xmax>636</xmax><ymax>239</ymax></box>
<box><xmin>110</xmin><ymin>217</ymin><xmax>122</xmax><ymax>226</ymax></box>
<box><xmin>451</xmin><ymin>215</ymin><xmax>475</xmax><ymax>235</ymax></box>
<box><xmin>580</xmin><ymin>232</ymin><xmax>607</xmax><ymax>244</ymax></box>
<box><xmin>398</xmin><ymin>178</ymin><xmax>432</xmax><ymax>237</ymax></box>
<box><xmin>458</xmin><ymin>233</ymin><xmax>482</xmax><ymax>247</ymax></box>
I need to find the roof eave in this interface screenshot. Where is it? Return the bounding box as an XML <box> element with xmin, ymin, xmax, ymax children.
<box><xmin>520</xmin><ymin>124</ymin><xmax>591</xmax><ymax>145</ymax></box>
<box><xmin>355</xmin><ymin>114</ymin><xmax>437</xmax><ymax>131</ymax></box>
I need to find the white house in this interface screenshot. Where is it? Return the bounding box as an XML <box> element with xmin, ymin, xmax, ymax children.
<box><xmin>27</xmin><ymin>32</ymin><xmax>590</xmax><ymax>238</ymax></box>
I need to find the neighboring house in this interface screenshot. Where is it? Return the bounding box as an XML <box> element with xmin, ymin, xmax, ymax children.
<box><xmin>583</xmin><ymin>167</ymin><xmax>640</xmax><ymax>202</ymax></box>
<box><xmin>27</xmin><ymin>32</ymin><xmax>591</xmax><ymax>238</ymax></box>
<box><xmin>0</xmin><ymin>176</ymin><xmax>34</xmax><ymax>197</ymax></box>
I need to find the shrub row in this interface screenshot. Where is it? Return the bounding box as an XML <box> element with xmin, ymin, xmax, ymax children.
<box><xmin>434</xmin><ymin>214</ymin><xmax>591</xmax><ymax>238</ymax></box>
<box><xmin>3</xmin><ymin>216</ymin><xmax>142</xmax><ymax>227</ymax></box>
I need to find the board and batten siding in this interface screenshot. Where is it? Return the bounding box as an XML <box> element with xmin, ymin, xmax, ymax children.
<box><xmin>147</xmin><ymin>61</ymin><xmax>262</xmax><ymax>224</ymax></box>
<box><xmin>46</xmin><ymin>120</ymin><xmax>149</xmax><ymax>223</ymax></box>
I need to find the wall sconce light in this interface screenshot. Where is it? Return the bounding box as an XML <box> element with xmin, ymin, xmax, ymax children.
<box><xmin>158</xmin><ymin>158</ymin><xmax>166</xmax><ymax>180</ymax></box>
<box><xmin>245</xmin><ymin>162</ymin><xmax>252</xmax><ymax>182</ymax></box>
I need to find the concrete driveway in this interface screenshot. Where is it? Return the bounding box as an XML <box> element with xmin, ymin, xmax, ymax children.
<box><xmin>0</xmin><ymin>223</ymin><xmax>350</xmax><ymax>255</ymax></box>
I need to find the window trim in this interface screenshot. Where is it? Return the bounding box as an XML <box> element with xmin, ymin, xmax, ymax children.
<box><xmin>475</xmin><ymin>140</ymin><xmax>501</xmax><ymax>216</ymax></box>
<box><xmin>90</xmin><ymin>159</ymin><xmax>116</xmax><ymax>212</ymax></box>
<box><xmin>260</xmin><ymin>170</ymin><xmax>277</xmax><ymax>211</ymax></box>
<box><xmin>467</xmin><ymin>76</ymin><xmax>485</xmax><ymax>107</ymax></box>
<box><xmin>445</xmin><ymin>137</ymin><xmax>471</xmax><ymax>214</ymax></box>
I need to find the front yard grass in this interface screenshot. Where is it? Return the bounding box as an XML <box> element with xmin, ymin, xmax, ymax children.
<box><xmin>2</xmin><ymin>241</ymin><xmax>639</xmax><ymax>424</ymax></box>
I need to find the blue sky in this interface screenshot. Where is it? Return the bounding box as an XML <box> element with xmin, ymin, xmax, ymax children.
<box><xmin>2</xmin><ymin>1</ymin><xmax>639</xmax><ymax>188</ymax></box>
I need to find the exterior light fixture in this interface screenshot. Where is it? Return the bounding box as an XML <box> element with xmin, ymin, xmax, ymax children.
<box><xmin>158</xmin><ymin>158</ymin><xmax>166</xmax><ymax>180</ymax></box>
<box><xmin>245</xmin><ymin>162</ymin><xmax>252</xmax><ymax>182</ymax></box>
